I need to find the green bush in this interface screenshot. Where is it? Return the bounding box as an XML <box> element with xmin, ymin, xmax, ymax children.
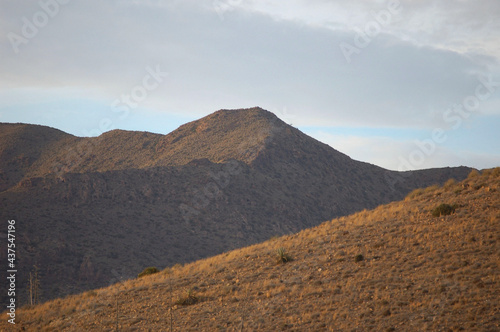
<box><xmin>175</xmin><ymin>289</ymin><xmax>198</xmax><ymax>306</ymax></box>
<box><xmin>276</xmin><ymin>247</ymin><xmax>292</xmax><ymax>264</ymax></box>
<box><xmin>354</xmin><ymin>254</ymin><xmax>364</xmax><ymax>262</ymax></box>
<box><xmin>432</xmin><ymin>204</ymin><xmax>457</xmax><ymax>217</ymax></box>
<box><xmin>138</xmin><ymin>266</ymin><xmax>160</xmax><ymax>278</ymax></box>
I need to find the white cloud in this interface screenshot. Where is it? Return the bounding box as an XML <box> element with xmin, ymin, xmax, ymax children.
<box><xmin>0</xmin><ymin>0</ymin><xmax>498</xmax><ymax>168</ymax></box>
<box><xmin>3</xmin><ymin>1</ymin><xmax>497</xmax><ymax>127</ymax></box>
<box><xmin>226</xmin><ymin>0</ymin><xmax>500</xmax><ymax>60</ymax></box>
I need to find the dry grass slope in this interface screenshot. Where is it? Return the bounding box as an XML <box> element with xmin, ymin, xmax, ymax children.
<box><xmin>3</xmin><ymin>168</ymin><xmax>498</xmax><ymax>331</ymax></box>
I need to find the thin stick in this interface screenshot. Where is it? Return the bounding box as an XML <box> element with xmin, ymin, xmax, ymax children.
<box><xmin>116</xmin><ymin>291</ymin><xmax>119</xmax><ymax>332</ymax></box>
<box><xmin>169</xmin><ymin>272</ymin><xmax>173</xmax><ymax>332</ymax></box>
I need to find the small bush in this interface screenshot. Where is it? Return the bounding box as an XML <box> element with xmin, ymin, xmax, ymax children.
<box><xmin>406</xmin><ymin>188</ymin><xmax>424</xmax><ymax>200</ymax></box>
<box><xmin>276</xmin><ymin>247</ymin><xmax>292</xmax><ymax>264</ymax></box>
<box><xmin>443</xmin><ymin>179</ymin><xmax>456</xmax><ymax>189</ymax></box>
<box><xmin>138</xmin><ymin>267</ymin><xmax>160</xmax><ymax>278</ymax></box>
<box><xmin>467</xmin><ymin>169</ymin><xmax>480</xmax><ymax>179</ymax></box>
<box><xmin>85</xmin><ymin>290</ymin><xmax>98</xmax><ymax>297</ymax></box>
<box><xmin>491</xmin><ymin>167</ymin><xmax>500</xmax><ymax>177</ymax></box>
<box><xmin>354</xmin><ymin>254</ymin><xmax>364</xmax><ymax>262</ymax></box>
<box><xmin>424</xmin><ymin>184</ymin><xmax>440</xmax><ymax>194</ymax></box>
<box><xmin>432</xmin><ymin>204</ymin><xmax>457</xmax><ymax>217</ymax></box>
<box><xmin>175</xmin><ymin>289</ymin><xmax>198</xmax><ymax>306</ymax></box>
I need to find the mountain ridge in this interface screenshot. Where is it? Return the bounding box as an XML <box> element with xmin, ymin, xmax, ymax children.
<box><xmin>0</xmin><ymin>107</ymin><xmax>474</xmax><ymax>303</ymax></box>
<box><xmin>0</xmin><ymin>107</ymin><xmax>286</xmax><ymax>188</ymax></box>
<box><xmin>0</xmin><ymin>107</ymin><xmax>473</xmax><ymax>187</ymax></box>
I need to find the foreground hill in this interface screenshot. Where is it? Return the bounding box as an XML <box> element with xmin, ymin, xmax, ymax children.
<box><xmin>0</xmin><ymin>108</ymin><xmax>472</xmax><ymax>303</ymax></box>
<box><xmin>3</xmin><ymin>168</ymin><xmax>498</xmax><ymax>331</ymax></box>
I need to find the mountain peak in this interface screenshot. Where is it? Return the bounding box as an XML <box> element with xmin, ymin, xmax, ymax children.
<box><xmin>189</xmin><ymin>106</ymin><xmax>284</xmax><ymax>133</ymax></box>
<box><xmin>0</xmin><ymin>109</ymin><xmax>474</xmax><ymax>306</ymax></box>
<box><xmin>155</xmin><ymin>107</ymin><xmax>286</xmax><ymax>165</ymax></box>
<box><xmin>212</xmin><ymin>106</ymin><xmax>279</xmax><ymax>119</ymax></box>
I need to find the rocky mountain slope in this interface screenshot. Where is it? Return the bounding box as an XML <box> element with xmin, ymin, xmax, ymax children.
<box><xmin>3</xmin><ymin>168</ymin><xmax>498</xmax><ymax>331</ymax></box>
<box><xmin>0</xmin><ymin>107</ymin><xmax>472</xmax><ymax>304</ymax></box>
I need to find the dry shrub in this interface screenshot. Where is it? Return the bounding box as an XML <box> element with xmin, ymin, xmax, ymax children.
<box><xmin>467</xmin><ymin>169</ymin><xmax>480</xmax><ymax>179</ymax></box>
<box><xmin>432</xmin><ymin>203</ymin><xmax>457</xmax><ymax>217</ymax></box>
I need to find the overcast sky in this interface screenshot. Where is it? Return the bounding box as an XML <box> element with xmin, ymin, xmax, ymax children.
<box><xmin>1</xmin><ymin>0</ymin><xmax>499</xmax><ymax>170</ymax></box>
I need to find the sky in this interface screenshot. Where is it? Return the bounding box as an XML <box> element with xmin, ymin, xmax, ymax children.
<box><xmin>1</xmin><ymin>0</ymin><xmax>499</xmax><ymax>171</ymax></box>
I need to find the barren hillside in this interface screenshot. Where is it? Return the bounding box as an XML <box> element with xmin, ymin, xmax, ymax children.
<box><xmin>3</xmin><ymin>168</ymin><xmax>498</xmax><ymax>331</ymax></box>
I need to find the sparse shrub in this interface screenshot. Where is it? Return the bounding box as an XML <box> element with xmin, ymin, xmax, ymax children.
<box><xmin>175</xmin><ymin>289</ymin><xmax>198</xmax><ymax>306</ymax></box>
<box><xmin>406</xmin><ymin>188</ymin><xmax>424</xmax><ymax>200</ymax></box>
<box><xmin>491</xmin><ymin>167</ymin><xmax>500</xmax><ymax>177</ymax></box>
<box><xmin>276</xmin><ymin>247</ymin><xmax>292</xmax><ymax>264</ymax></box>
<box><xmin>432</xmin><ymin>204</ymin><xmax>457</xmax><ymax>217</ymax></box>
<box><xmin>467</xmin><ymin>169</ymin><xmax>480</xmax><ymax>179</ymax></box>
<box><xmin>354</xmin><ymin>254</ymin><xmax>364</xmax><ymax>262</ymax></box>
<box><xmin>424</xmin><ymin>184</ymin><xmax>440</xmax><ymax>194</ymax></box>
<box><xmin>482</xmin><ymin>168</ymin><xmax>492</xmax><ymax>176</ymax></box>
<box><xmin>85</xmin><ymin>290</ymin><xmax>98</xmax><ymax>297</ymax></box>
<box><xmin>137</xmin><ymin>267</ymin><xmax>160</xmax><ymax>278</ymax></box>
<box><xmin>443</xmin><ymin>178</ymin><xmax>456</xmax><ymax>189</ymax></box>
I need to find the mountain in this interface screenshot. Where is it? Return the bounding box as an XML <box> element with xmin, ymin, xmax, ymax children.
<box><xmin>0</xmin><ymin>107</ymin><xmax>473</xmax><ymax>304</ymax></box>
<box><xmin>3</xmin><ymin>167</ymin><xmax>498</xmax><ymax>331</ymax></box>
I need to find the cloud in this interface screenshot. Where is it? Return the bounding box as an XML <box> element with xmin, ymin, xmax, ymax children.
<box><xmin>227</xmin><ymin>0</ymin><xmax>500</xmax><ymax>60</ymax></box>
<box><xmin>0</xmin><ymin>0</ymin><xmax>498</xmax><ymax>168</ymax></box>
<box><xmin>2</xmin><ymin>1</ymin><xmax>498</xmax><ymax>127</ymax></box>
